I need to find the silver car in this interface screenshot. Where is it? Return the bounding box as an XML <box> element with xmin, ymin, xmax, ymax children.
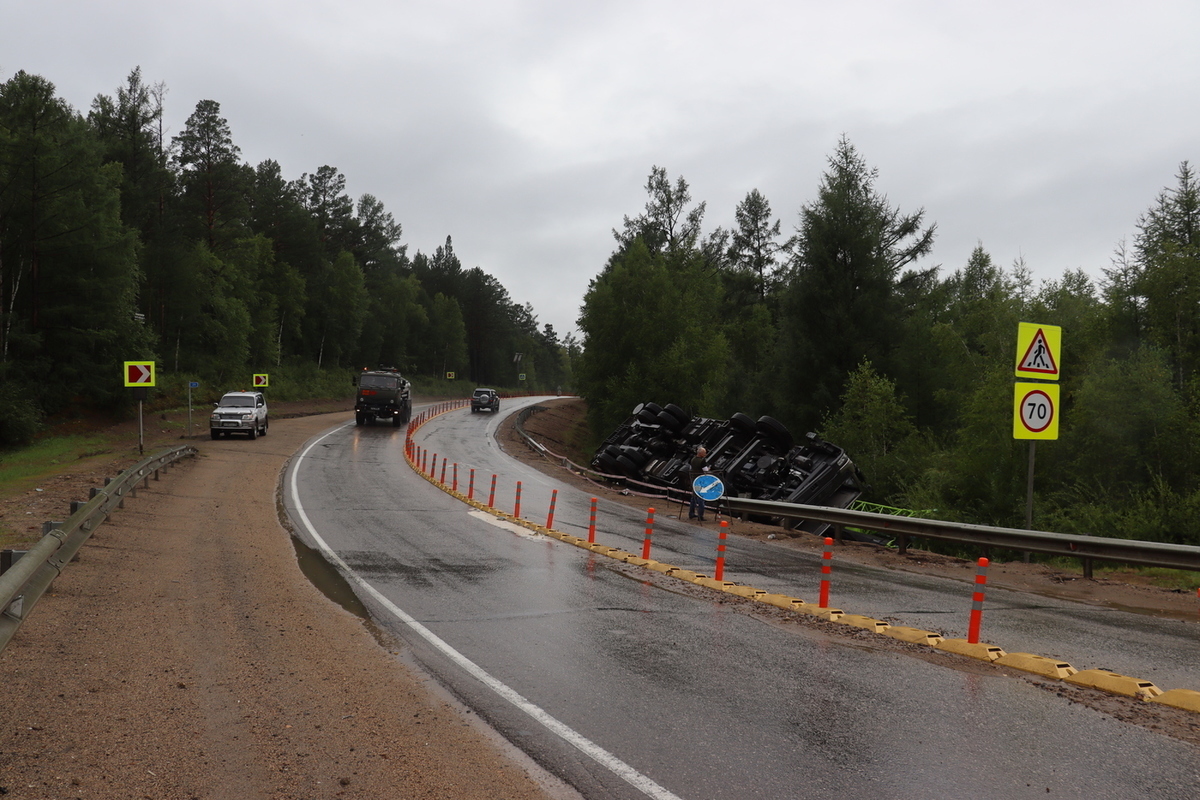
<box><xmin>210</xmin><ymin>391</ymin><xmax>269</xmax><ymax>439</ymax></box>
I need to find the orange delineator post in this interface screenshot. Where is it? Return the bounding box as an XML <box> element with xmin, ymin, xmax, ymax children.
<box><xmin>968</xmin><ymin>557</ymin><xmax>990</xmax><ymax>644</ymax></box>
<box><xmin>430</xmin><ymin>453</ymin><xmax>437</xmax><ymax>478</ymax></box>
<box><xmin>452</xmin><ymin>463</ymin><xmax>458</xmax><ymax>492</ymax></box>
<box><xmin>488</xmin><ymin>474</ymin><xmax>497</xmax><ymax>508</ymax></box>
<box><xmin>514</xmin><ymin>481</ymin><xmax>522</xmax><ymax>519</ymax></box>
<box><xmin>587</xmin><ymin>497</ymin><xmax>597</xmax><ymax>544</ymax></box>
<box><xmin>715</xmin><ymin>521</ymin><xmax>729</xmax><ymax>581</ymax></box>
<box><xmin>468</xmin><ymin>469</ymin><xmax>475</xmax><ymax>501</ymax></box>
<box><xmin>439</xmin><ymin>458</ymin><xmax>447</xmax><ymax>485</ymax></box>
<box><xmin>819</xmin><ymin>537</ymin><xmax>834</xmax><ymax>608</ymax></box>
<box><xmin>641</xmin><ymin>508</ymin><xmax>656</xmax><ymax>559</ymax></box>
<box><xmin>546</xmin><ymin>489</ymin><xmax>557</xmax><ymax>530</ymax></box>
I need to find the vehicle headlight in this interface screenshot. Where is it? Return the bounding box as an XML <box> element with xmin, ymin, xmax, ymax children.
<box><xmin>210</xmin><ymin>413</ymin><xmax>220</xmax><ymax>421</ymax></box>
<box><xmin>241</xmin><ymin>413</ymin><xmax>254</xmax><ymax>420</ymax></box>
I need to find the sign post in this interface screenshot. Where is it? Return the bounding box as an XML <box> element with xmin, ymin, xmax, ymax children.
<box><xmin>124</xmin><ymin>361</ymin><xmax>156</xmax><ymax>454</ymax></box>
<box><xmin>187</xmin><ymin>381</ymin><xmax>200</xmax><ymax>437</ymax></box>
<box><xmin>1013</xmin><ymin>324</ymin><xmax>1062</xmax><ymax>531</ymax></box>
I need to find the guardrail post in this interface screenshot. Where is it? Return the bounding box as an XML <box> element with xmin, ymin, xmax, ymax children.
<box><xmin>642</xmin><ymin>508</ymin><xmax>656</xmax><ymax>559</ymax></box>
<box><xmin>967</xmin><ymin>557</ymin><xmax>990</xmax><ymax>644</ymax></box>
<box><xmin>1081</xmin><ymin>557</ymin><xmax>1093</xmax><ymax>580</ymax></box>
<box><xmin>896</xmin><ymin>533</ymin><xmax>908</xmax><ymax>555</ymax></box>
<box><xmin>715</xmin><ymin>521</ymin><xmax>728</xmax><ymax>581</ymax></box>
<box><xmin>819</xmin><ymin>537</ymin><xmax>834</xmax><ymax>608</ymax></box>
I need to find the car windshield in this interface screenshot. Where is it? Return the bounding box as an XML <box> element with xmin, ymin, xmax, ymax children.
<box><xmin>360</xmin><ymin>375</ymin><xmax>398</xmax><ymax>389</ymax></box>
<box><xmin>219</xmin><ymin>396</ymin><xmax>255</xmax><ymax>408</ymax></box>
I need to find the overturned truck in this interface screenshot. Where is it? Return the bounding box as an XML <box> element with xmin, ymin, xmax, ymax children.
<box><xmin>590</xmin><ymin>402</ymin><xmax>867</xmax><ymax>533</ymax></box>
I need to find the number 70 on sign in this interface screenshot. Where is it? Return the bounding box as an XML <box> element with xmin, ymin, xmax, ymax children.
<box><xmin>1013</xmin><ymin>383</ymin><xmax>1059</xmax><ymax>440</ymax></box>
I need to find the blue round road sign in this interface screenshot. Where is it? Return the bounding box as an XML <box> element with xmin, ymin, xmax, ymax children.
<box><xmin>692</xmin><ymin>474</ymin><xmax>725</xmax><ymax>502</ymax></box>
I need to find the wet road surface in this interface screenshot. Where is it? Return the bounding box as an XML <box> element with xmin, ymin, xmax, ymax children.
<box><xmin>284</xmin><ymin>398</ymin><xmax>1200</xmax><ymax>799</ymax></box>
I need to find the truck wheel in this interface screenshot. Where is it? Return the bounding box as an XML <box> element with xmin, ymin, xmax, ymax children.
<box><xmin>248</xmin><ymin>425</ymin><xmax>257</xmax><ymax>440</ymax></box>
<box><xmin>210</xmin><ymin>430</ymin><xmax>220</xmax><ymax>440</ymax></box>
<box><xmin>356</xmin><ymin>413</ymin><xmax>365</xmax><ymax>426</ymax></box>
<box><xmin>392</xmin><ymin>413</ymin><xmax>402</xmax><ymax>427</ymax></box>
<box><xmin>261</xmin><ymin>417</ymin><xmax>268</xmax><ymax>436</ymax></box>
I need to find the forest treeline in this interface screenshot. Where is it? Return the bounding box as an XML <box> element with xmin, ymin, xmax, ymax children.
<box><xmin>577</xmin><ymin>139</ymin><xmax>1200</xmax><ymax>546</ymax></box>
<box><xmin>0</xmin><ymin>68</ymin><xmax>572</xmax><ymax>444</ymax></box>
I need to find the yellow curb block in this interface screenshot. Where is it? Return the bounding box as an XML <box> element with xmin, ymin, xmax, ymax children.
<box><xmin>881</xmin><ymin>626</ymin><xmax>943</xmax><ymax>646</ymax></box>
<box><xmin>1152</xmin><ymin>689</ymin><xmax>1200</xmax><ymax>713</ymax></box>
<box><xmin>792</xmin><ymin>603</ymin><xmax>844</xmax><ymax>621</ymax></box>
<box><xmin>723</xmin><ymin>585</ymin><xmax>765</xmax><ymax>600</ymax></box>
<box><xmin>1065</xmin><ymin>669</ymin><xmax>1162</xmax><ymax>700</ymax></box>
<box><xmin>692</xmin><ymin>577</ymin><xmax>736</xmax><ymax>591</ymax></box>
<box><xmin>644</xmin><ymin>561</ymin><xmax>675</xmax><ymax>574</ymax></box>
<box><xmin>994</xmin><ymin>653</ymin><xmax>1077</xmax><ymax>680</ymax></box>
<box><xmin>936</xmin><ymin>639</ymin><xmax>1006</xmax><ymax>662</ymax></box>
<box><xmin>667</xmin><ymin>569</ymin><xmax>708</xmax><ymax>582</ymax></box>
<box><xmin>838</xmin><ymin>614</ymin><xmax>890</xmax><ymax>633</ymax></box>
<box><xmin>756</xmin><ymin>593</ymin><xmax>808</xmax><ymax>610</ymax></box>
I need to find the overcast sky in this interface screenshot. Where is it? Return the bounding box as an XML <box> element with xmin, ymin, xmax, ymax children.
<box><xmin>5</xmin><ymin>1</ymin><xmax>1198</xmax><ymax>339</ymax></box>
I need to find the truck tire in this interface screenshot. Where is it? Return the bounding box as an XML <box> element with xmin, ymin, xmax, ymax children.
<box><xmin>392</xmin><ymin>413</ymin><xmax>402</xmax><ymax>427</ymax></box>
<box><xmin>248</xmin><ymin>425</ymin><xmax>257</xmax><ymax>440</ymax></box>
<box><xmin>210</xmin><ymin>429</ymin><xmax>220</xmax><ymax>440</ymax></box>
<box><xmin>356</xmin><ymin>413</ymin><xmax>365</xmax><ymax>426</ymax></box>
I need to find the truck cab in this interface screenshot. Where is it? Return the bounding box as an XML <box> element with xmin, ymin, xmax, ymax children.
<box><xmin>354</xmin><ymin>367</ymin><xmax>412</xmax><ymax>427</ymax></box>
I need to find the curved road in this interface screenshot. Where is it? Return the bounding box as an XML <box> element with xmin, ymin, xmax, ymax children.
<box><xmin>284</xmin><ymin>397</ymin><xmax>1200</xmax><ymax>799</ymax></box>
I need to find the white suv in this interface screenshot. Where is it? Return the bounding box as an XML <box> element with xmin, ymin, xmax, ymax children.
<box><xmin>210</xmin><ymin>391</ymin><xmax>269</xmax><ymax>439</ymax></box>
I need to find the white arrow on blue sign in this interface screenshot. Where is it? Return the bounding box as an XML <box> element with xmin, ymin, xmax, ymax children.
<box><xmin>692</xmin><ymin>474</ymin><xmax>725</xmax><ymax>502</ymax></box>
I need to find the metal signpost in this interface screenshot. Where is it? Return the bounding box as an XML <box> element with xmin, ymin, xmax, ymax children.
<box><xmin>187</xmin><ymin>381</ymin><xmax>200</xmax><ymax>437</ymax></box>
<box><xmin>123</xmin><ymin>361</ymin><xmax>156</xmax><ymax>454</ymax></box>
<box><xmin>1013</xmin><ymin>324</ymin><xmax>1061</xmax><ymax>530</ymax></box>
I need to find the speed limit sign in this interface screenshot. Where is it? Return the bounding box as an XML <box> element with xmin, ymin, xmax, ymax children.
<box><xmin>1013</xmin><ymin>383</ymin><xmax>1059</xmax><ymax>440</ymax></box>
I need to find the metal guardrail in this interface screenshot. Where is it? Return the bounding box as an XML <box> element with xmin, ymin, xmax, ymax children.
<box><xmin>0</xmin><ymin>444</ymin><xmax>198</xmax><ymax>653</ymax></box>
<box><xmin>722</xmin><ymin>496</ymin><xmax>1200</xmax><ymax>574</ymax></box>
<box><xmin>513</xmin><ymin>405</ymin><xmax>1200</xmax><ymax>576</ymax></box>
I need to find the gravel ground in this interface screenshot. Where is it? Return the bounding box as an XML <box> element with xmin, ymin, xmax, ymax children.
<box><xmin>0</xmin><ymin>408</ymin><xmax>565</xmax><ymax>800</ymax></box>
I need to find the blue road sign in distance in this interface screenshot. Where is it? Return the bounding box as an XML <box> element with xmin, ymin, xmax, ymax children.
<box><xmin>692</xmin><ymin>474</ymin><xmax>725</xmax><ymax>502</ymax></box>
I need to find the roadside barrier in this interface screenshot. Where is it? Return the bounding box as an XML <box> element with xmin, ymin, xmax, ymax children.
<box><xmin>819</xmin><ymin>537</ymin><xmax>834</xmax><ymax>608</ymax></box>
<box><xmin>588</xmin><ymin>497</ymin><xmax>597</xmax><ymax>544</ymax></box>
<box><xmin>405</xmin><ymin>399</ymin><xmax>1200</xmax><ymax>713</ymax></box>
<box><xmin>715</xmin><ymin>521</ymin><xmax>728</xmax><ymax>580</ymax></box>
<box><xmin>546</xmin><ymin>490</ymin><xmax>557</xmax><ymax>530</ymax></box>
<box><xmin>967</xmin><ymin>557</ymin><xmax>990</xmax><ymax>644</ymax></box>
<box><xmin>642</xmin><ymin>508</ymin><xmax>656</xmax><ymax>559</ymax></box>
<box><xmin>0</xmin><ymin>445</ymin><xmax>198</xmax><ymax>655</ymax></box>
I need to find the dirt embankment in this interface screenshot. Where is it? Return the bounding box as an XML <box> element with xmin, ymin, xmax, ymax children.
<box><xmin>0</xmin><ymin>402</ymin><xmax>564</xmax><ymax>800</ymax></box>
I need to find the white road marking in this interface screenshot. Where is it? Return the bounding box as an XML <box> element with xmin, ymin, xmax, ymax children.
<box><xmin>288</xmin><ymin>423</ymin><xmax>683</xmax><ymax>800</ymax></box>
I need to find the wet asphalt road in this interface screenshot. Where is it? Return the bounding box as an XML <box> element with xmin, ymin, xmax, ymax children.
<box><xmin>284</xmin><ymin>398</ymin><xmax>1200</xmax><ymax>799</ymax></box>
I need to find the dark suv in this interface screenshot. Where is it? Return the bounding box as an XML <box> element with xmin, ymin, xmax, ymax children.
<box><xmin>471</xmin><ymin>388</ymin><xmax>499</xmax><ymax>413</ymax></box>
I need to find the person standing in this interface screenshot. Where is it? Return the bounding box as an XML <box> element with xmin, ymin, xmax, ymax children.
<box><xmin>688</xmin><ymin>446</ymin><xmax>708</xmax><ymax>522</ymax></box>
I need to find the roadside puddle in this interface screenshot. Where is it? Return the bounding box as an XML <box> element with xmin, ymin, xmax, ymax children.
<box><xmin>291</xmin><ymin>534</ymin><xmax>371</xmax><ymax>619</ymax></box>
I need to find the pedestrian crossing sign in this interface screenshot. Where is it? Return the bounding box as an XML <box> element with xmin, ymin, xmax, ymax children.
<box><xmin>1015</xmin><ymin>323</ymin><xmax>1061</xmax><ymax>380</ymax></box>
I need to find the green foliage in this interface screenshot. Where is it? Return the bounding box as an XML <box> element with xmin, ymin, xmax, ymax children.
<box><xmin>577</xmin><ymin>236</ymin><xmax>728</xmax><ymax>434</ymax></box>
<box><xmin>820</xmin><ymin>361</ymin><xmax>925</xmax><ymax>501</ymax></box>
<box><xmin>0</xmin><ymin>380</ymin><xmax>44</xmax><ymax>447</ymax></box>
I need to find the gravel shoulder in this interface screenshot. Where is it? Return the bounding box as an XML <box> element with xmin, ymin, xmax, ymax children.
<box><xmin>0</xmin><ymin>406</ymin><xmax>562</xmax><ymax>800</ymax></box>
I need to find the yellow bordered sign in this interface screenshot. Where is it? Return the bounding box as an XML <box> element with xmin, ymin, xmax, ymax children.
<box><xmin>1013</xmin><ymin>383</ymin><xmax>1059</xmax><ymax>440</ymax></box>
<box><xmin>124</xmin><ymin>361</ymin><xmax>156</xmax><ymax>387</ymax></box>
<box><xmin>1015</xmin><ymin>322</ymin><xmax>1061</xmax><ymax>380</ymax></box>
<box><xmin>253</xmin><ymin>374</ymin><xmax>269</xmax><ymax>388</ymax></box>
